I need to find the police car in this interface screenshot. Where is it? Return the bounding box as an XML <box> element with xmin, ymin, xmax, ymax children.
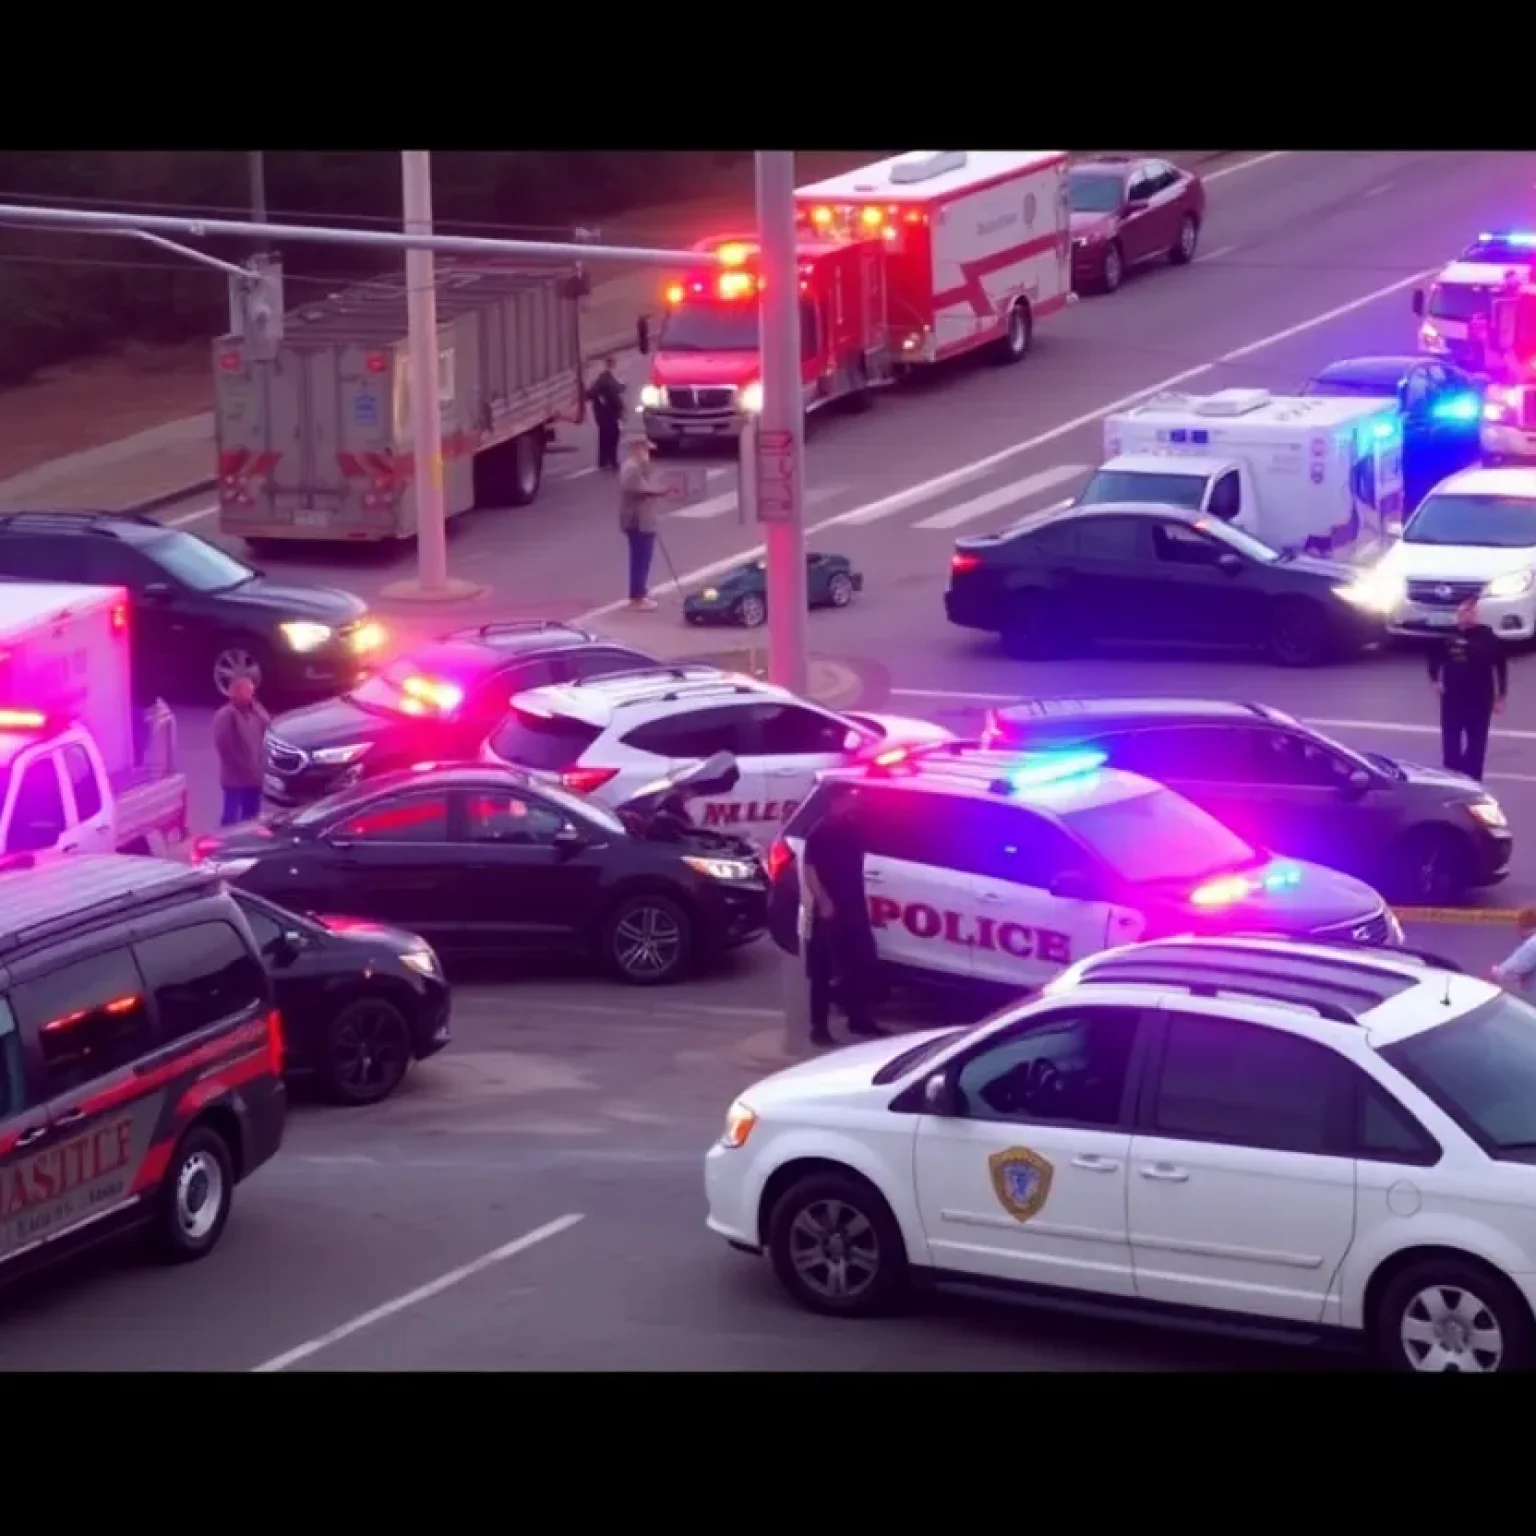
<box><xmin>1412</xmin><ymin>232</ymin><xmax>1536</xmax><ymax>370</ymax></box>
<box><xmin>765</xmin><ymin>745</ymin><xmax>1400</xmax><ymax>1000</ymax></box>
<box><xmin>707</xmin><ymin>934</ymin><xmax>1536</xmax><ymax>1370</ymax></box>
<box><xmin>480</xmin><ymin>666</ymin><xmax>952</xmax><ymax>842</ymax></box>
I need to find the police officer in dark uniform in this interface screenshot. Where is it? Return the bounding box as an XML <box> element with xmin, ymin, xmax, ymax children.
<box><xmin>1428</xmin><ymin>597</ymin><xmax>1508</xmax><ymax>780</ymax></box>
<box><xmin>588</xmin><ymin>355</ymin><xmax>626</xmax><ymax>472</ymax></box>
<box><xmin>801</xmin><ymin>790</ymin><xmax>887</xmax><ymax>1046</ymax></box>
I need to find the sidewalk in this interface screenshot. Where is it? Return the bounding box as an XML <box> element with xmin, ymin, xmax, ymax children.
<box><xmin>0</xmin><ymin>151</ymin><xmax>1234</xmax><ymax>520</ymax></box>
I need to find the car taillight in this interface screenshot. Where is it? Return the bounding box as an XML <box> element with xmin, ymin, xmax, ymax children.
<box><xmin>265</xmin><ymin>1008</ymin><xmax>285</xmax><ymax>1075</ymax></box>
<box><xmin>766</xmin><ymin>838</ymin><xmax>794</xmax><ymax>881</ymax></box>
<box><xmin>191</xmin><ymin>836</ymin><xmax>218</xmax><ymax>863</ymax></box>
<box><xmin>560</xmin><ymin>766</ymin><xmax>619</xmax><ymax>795</ymax></box>
<box><xmin>951</xmin><ymin>553</ymin><xmax>981</xmax><ymax>575</ymax></box>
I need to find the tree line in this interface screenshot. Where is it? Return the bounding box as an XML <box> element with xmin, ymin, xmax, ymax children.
<box><xmin>0</xmin><ymin>151</ymin><xmax>755</xmax><ymax>387</ymax></box>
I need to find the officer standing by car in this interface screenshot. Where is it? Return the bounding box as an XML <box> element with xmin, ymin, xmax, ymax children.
<box><xmin>800</xmin><ymin>790</ymin><xmax>886</xmax><ymax>1045</ymax></box>
<box><xmin>1428</xmin><ymin>598</ymin><xmax>1508</xmax><ymax>781</ymax></box>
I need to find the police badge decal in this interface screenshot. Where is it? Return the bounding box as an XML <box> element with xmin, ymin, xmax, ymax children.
<box><xmin>988</xmin><ymin>1146</ymin><xmax>1054</xmax><ymax>1223</ymax></box>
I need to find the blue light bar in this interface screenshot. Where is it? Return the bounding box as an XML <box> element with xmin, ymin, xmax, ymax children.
<box><xmin>1002</xmin><ymin>750</ymin><xmax>1107</xmax><ymax>792</ymax></box>
<box><xmin>1261</xmin><ymin>863</ymin><xmax>1301</xmax><ymax>892</ymax></box>
<box><xmin>1478</xmin><ymin>231</ymin><xmax>1536</xmax><ymax>249</ymax></box>
<box><xmin>1372</xmin><ymin>420</ymin><xmax>1397</xmax><ymax>441</ymax></box>
<box><xmin>1432</xmin><ymin>392</ymin><xmax>1480</xmax><ymax>423</ymax></box>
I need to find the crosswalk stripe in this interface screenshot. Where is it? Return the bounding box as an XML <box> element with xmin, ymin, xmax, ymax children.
<box><xmin>670</xmin><ymin>482</ymin><xmax>841</xmax><ymax>520</ymax></box>
<box><xmin>910</xmin><ymin>464</ymin><xmax>1087</xmax><ymax>531</ymax></box>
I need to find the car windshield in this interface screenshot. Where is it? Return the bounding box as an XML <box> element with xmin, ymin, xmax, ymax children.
<box><xmin>347</xmin><ymin>654</ymin><xmax>476</xmax><ymax>717</ymax></box>
<box><xmin>1200</xmin><ymin>517</ymin><xmax>1280</xmax><ymax>564</ymax></box>
<box><xmin>1078</xmin><ymin>469</ymin><xmax>1207</xmax><ymax>510</ymax></box>
<box><xmin>1381</xmin><ymin>995</ymin><xmax>1536</xmax><ymax>1159</ymax></box>
<box><xmin>1058</xmin><ymin>785</ymin><xmax>1258</xmax><ymax>885</ymax></box>
<box><xmin>149</xmin><ymin>531</ymin><xmax>256</xmax><ymax>593</ymax></box>
<box><xmin>658</xmin><ymin>303</ymin><xmax>759</xmax><ymax>353</ymax></box>
<box><xmin>1403</xmin><ymin>493</ymin><xmax>1536</xmax><ymax>549</ymax></box>
<box><xmin>1069</xmin><ymin>174</ymin><xmax>1124</xmax><ymax>214</ymax></box>
<box><xmin>1428</xmin><ymin>283</ymin><xmax>1492</xmax><ymax>322</ymax></box>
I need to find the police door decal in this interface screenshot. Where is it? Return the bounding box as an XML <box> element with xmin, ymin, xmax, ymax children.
<box><xmin>988</xmin><ymin>1147</ymin><xmax>1054</xmax><ymax>1224</ymax></box>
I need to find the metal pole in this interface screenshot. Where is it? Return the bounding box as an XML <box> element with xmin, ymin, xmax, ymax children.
<box><xmin>248</xmin><ymin>151</ymin><xmax>268</xmax><ymax>224</ymax></box>
<box><xmin>753</xmin><ymin>151</ymin><xmax>809</xmax><ymax>698</ymax></box>
<box><xmin>403</xmin><ymin>151</ymin><xmax>449</xmax><ymax>594</ymax></box>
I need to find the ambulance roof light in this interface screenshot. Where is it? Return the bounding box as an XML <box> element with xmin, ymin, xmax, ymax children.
<box><xmin>889</xmin><ymin>150</ymin><xmax>969</xmax><ymax>185</ymax></box>
<box><xmin>716</xmin><ymin>241</ymin><xmax>757</xmax><ymax>267</ymax></box>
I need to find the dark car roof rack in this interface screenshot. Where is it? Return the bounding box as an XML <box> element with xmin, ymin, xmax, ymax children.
<box><xmin>0</xmin><ymin>856</ymin><xmax>219</xmax><ymax>960</ymax></box>
<box><xmin>1074</xmin><ymin>938</ymin><xmax>1430</xmax><ymax>1022</ymax></box>
<box><xmin>444</xmin><ymin>619</ymin><xmax>591</xmax><ymax>642</ymax></box>
<box><xmin>0</xmin><ymin>509</ymin><xmax>162</xmax><ymax>536</ymax></box>
<box><xmin>1222</xmin><ymin>932</ymin><xmax>1465</xmax><ymax>975</ymax></box>
<box><xmin>997</xmin><ymin>696</ymin><xmax>1273</xmax><ymax>723</ymax></box>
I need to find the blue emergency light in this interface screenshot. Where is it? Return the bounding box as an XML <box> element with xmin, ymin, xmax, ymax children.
<box><xmin>1371</xmin><ymin>420</ymin><xmax>1398</xmax><ymax>441</ymax></box>
<box><xmin>1262</xmin><ymin>863</ymin><xmax>1301</xmax><ymax>891</ymax></box>
<box><xmin>1479</xmin><ymin>231</ymin><xmax>1536</xmax><ymax>249</ymax></box>
<box><xmin>1431</xmin><ymin>392</ymin><xmax>1481</xmax><ymax>423</ymax></box>
<box><xmin>995</xmin><ymin>750</ymin><xmax>1107</xmax><ymax>794</ymax></box>
<box><xmin>1166</xmin><ymin>428</ymin><xmax>1211</xmax><ymax>445</ymax></box>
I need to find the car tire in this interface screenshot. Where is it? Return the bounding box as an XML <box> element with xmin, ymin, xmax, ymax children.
<box><xmin>1387</xmin><ymin>825</ymin><xmax>1474</xmax><ymax>905</ymax></box>
<box><xmin>1000</xmin><ymin>598</ymin><xmax>1064</xmax><ymax>659</ymax></box>
<box><xmin>319</xmin><ymin>995</ymin><xmax>414</xmax><ymax>1106</ymax></box>
<box><xmin>767</xmin><ymin>1170</ymin><xmax>908</xmax><ymax>1317</ymax></box>
<box><xmin>990</xmin><ymin>301</ymin><xmax>1033</xmax><ymax>364</ymax></box>
<box><xmin>154</xmin><ymin>1125</ymin><xmax>234</xmax><ymax>1264</ymax></box>
<box><xmin>1265</xmin><ymin>599</ymin><xmax>1333</xmax><ymax>666</ymax></box>
<box><xmin>1100</xmin><ymin>242</ymin><xmax>1124</xmax><ymax>294</ymax></box>
<box><xmin>734</xmin><ymin>592</ymin><xmax>767</xmax><ymax>628</ymax></box>
<box><xmin>1372</xmin><ymin>1255</ymin><xmax>1534</xmax><ymax>1373</ymax></box>
<box><xmin>212</xmin><ymin>635</ymin><xmax>274</xmax><ymax>701</ymax></box>
<box><xmin>504</xmin><ymin>430</ymin><xmax>546</xmax><ymax>507</ymax></box>
<box><xmin>1170</xmin><ymin>213</ymin><xmax>1200</xmax><ymax>265</ymax></box>
<box><xmin>602</xmin><ymin>891</ymin><xmax>694</xmax><ymax>984</ymax></box>
<box><xmin>827</xmin><ymin>572</ymin><xmax>855</xmax><ymax>608</ymax></box>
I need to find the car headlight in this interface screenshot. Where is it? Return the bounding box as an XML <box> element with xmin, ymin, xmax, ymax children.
<box><xmin>740</xmin><ymin>381</ymin><xmax>763</xmax><ymax>413</ymax></box>
<box><xmin>721</xmin><ymin>1100</ymin><xmax>757</xmax><ymax>1149</ymax></box>
<box><xmin>1484</xmin><ymin>568</ymin><xmax>1534</xmax><ymax>600</ymax></box>
<box><xmin>639</xmin><ymin>383</ymin><xmax>664</xmax><ymax>409</ymax></box>
<box><xmin>700</xmin><ymin>587</ymin><xmax>719</xmax><ymax>601</ymax></box>
<box><xmin>280</xmin><ymin>620</ymin><xmax>334</xmax><ymax>651</ymax></box>
<box><xmin>401</xmin><ymin>948</ymin><xmax>440</xmax><ymax>977</ymax></box>
<box><xmin>1333</xmin><ymin>573</ymin><xmax>1403</xmax><ymax>613</ymax></box>
<box><xmin>311</xmin><ymin>742</ymin><xmax>372</xmax><ymax>766</ymax></box>
<box><xmin>349</xmin><ymin>620</ymin><xmax>386</xmax><ymax>654</ymax></box>
<box><xmin>208</xmin><ymin>857</ymin><xmax>257</xmax><ymax>878</ymax></box>
<box><xmin>1468</xmin><ymin>798</ymin><xmax>1508</xmax><ymax>829</ymax></box>
<box><xmin>683</xmin><ymin>855</ymin><xmax>759</xmax><ymax>882</ymax></box>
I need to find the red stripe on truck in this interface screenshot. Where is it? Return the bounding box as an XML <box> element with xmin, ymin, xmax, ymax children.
<box><xmin>931</xmin><ymin>229</ymin><xmax>1067</xmax><ymax>319</ymax></box>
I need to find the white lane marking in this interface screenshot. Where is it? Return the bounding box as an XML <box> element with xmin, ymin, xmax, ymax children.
<box><xmin>1195</xmin><ymin>243</ymin><xmax>1237</xmax><ymax>265</ymax></box>
<box><xmin>1365</xmin><ymin>182</ymin><xmax>1394</xmax><ymax>199</ymax></box>
<box><xmin>1308</xmin><ymin>716</ymin><xmax>1536</xmax><ymax>743</ymax></box>
<box><xmin>558</xmin><ymin>465</ymin><xmax>599</xmax><ymax>482</ymax></box>
<box><xmin>671</xmin><ymin>482</ymin><xmax>841</xmax><ymax>520</ymax></box>
<box><xmin>573</xmin><ymin>261</ymin><xmax>1438</xmax><ymax>624</ymax></box>
<box><xmin>908</xmin><ymin>464</ymin><xmax>1086</xmax><ymax>532</ymax></box>
<box><xmin>250</xmin><ymin>1213</ymin><xmax>584</xmax><ymax>1373</ymax></box>
<box><xmin>1202</xmin><ymin>151</ymin><xmax>1291</xmax><ymax>183</ymax></box>
<box><xmin>166</xmin><ymin>503</ymin><xmax>217</xmax><ymax>527</ymax></box>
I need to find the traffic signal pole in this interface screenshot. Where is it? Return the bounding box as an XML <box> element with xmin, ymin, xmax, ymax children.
<box><xmin>754</xmin><ymin>151</ymin><xmax>809</xmax><ymax>698</ymax></box>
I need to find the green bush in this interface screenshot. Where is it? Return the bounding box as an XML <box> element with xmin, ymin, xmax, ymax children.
<box><xmin>0</xmin><ymin>151</ymin><xmax>760</xmax><ymax>387</ymax></box>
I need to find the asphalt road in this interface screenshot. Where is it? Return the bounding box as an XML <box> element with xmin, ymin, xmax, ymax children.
<box><xmin>33</xmin><ymin>147</ymin><xmax>1536</xmax><ymax>1371</ymax></box>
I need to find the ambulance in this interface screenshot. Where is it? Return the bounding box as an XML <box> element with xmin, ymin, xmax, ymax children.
<box><xmin>1081</xmin><ymin>388</ymin><xmax>1405</xmax><ymax>562</ymax></box>
<box><xmin>1413</xmin><ymin>233</ymin><xmax>1536</xmax><ymax>371</ymax></box>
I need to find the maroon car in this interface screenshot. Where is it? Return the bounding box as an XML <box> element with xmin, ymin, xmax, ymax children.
<box><xmin>1069</xmin><ymin>155</ymin><xmax>1205</xmax><ymax>295</ymax></box>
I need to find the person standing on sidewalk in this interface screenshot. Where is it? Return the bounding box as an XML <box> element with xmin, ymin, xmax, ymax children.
<box><xmin>618</xmin><ymin>433</ymin><xmax>666</xmax><ymax>612</ymax></box>
<box><xmin>212</xmin><ymin>671</ymin><xmax>270</xmax><ymax>825</ymax></box>
<box><xmin>588</xmin><ymin>355</ymin><xmax>626</xmax><ymax>472</ymax></box>
<box><xmin>1428</xmin><ymin>597</ymin><xmax>1507</xmax><ymax>780</ymax></box>
<box><xmin>1492</xmin><ymin>907</ymin><xmax>1536</xmax><ymax>994</ymax></box>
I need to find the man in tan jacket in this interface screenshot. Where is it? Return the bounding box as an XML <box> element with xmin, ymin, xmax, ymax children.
<box><xmin>618</xmin><ymin>433</ymin><xmax>668</xmax><ymax>612</ymax></box>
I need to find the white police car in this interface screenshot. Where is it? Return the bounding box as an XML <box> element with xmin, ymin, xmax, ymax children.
<box><xmin>765</xmin><ymin>745</ymin><xmax>1400</xmax><ymax>998</ymax></box>
<box><xmin>707</xmin><ymin>934</ymin><xmax>1536</xmax><ymax>1371</ymax></box>
<box><xmin>480</xmin><ymin>665</ymin><xmax>951</xmax><ymax>842</ymax></box>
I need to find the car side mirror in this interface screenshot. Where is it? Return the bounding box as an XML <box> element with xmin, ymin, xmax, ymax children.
<box><xmin>1216</xmin><ymin>552</ymin><xmax>1243</xmax><ymax>575</ymax></box>
<box><xmin>142</xmin><ymin>581</ymin><xmax>173</xmax><ymax>601</ymax></box>
<box><xmin>1050</xmin><ymin>868</ymin><xmax>1102</xmax><ymax>902</ymax></box>
<box><xmin>554</xmin><ymin>822</ymin><xmax>586</xmax><ymax>850</ymax></box>
<box><xmin>923</xmin><ymin>1071</ymin><xmax>958</xmax><ymax>1117</ymax></box>
<box><xmin>1342</xmin><ymin>768</ymin><xmax>1373</xmax><ymax>797</ymax></box>
<box><xmin>1411</xmin><ymin>289</ymin><xmax>1425</xmax><ymax>317</ymax></box>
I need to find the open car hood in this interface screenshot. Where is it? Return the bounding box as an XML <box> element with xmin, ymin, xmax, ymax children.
<box><xmin>616</xmin><ymin>751</ymin><xmax>741</xmax><ymax>819</ymax></box>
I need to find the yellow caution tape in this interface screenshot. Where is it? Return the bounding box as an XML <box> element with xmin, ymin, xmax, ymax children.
<box><xmin>1393</xmin><ymin>906</ymin><xmax>1525</xmax><ymax>925</ymax></box>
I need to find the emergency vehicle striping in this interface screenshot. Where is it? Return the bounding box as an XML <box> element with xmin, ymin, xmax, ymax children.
<box><xmin>702</xmin><ymin>800</ymin><xmax>800</xmax><ymax>828</ymax></box>
<box><xmin>933</xmin><ymin>230</ymin><xmax>1067</xmax><ymax>319</ymax></box>
<box><xmin>1392</xmin><ymin>906</ymin><xmax>1524</xmax><ymax>925</ymax></box>
<box><xmin>71</xmin><ymin>1015</ymin><xmax>269</xmax><ymax>1121</ymax></box>
<box><xmin>868</xmin><ymin>894</ymin><xmax>1072</xmax><ymax>963</ymax></box>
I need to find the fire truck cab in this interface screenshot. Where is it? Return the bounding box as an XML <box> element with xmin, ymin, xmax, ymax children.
<box><xmin>637</xmin><ymin>234</ymin><xmax>889</xmax><ymax>447</ymax></box>
<box><xmin>1480</xmin><ymin>276</ymin><xmax>1536</xmax><ymax>463</ymax></box>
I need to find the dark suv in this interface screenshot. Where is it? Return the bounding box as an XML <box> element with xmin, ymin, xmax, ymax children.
<box><xmin>260</xmin><ymin>621</ymin><xmax>661</xmax><ymax>806</ymax></box>
<box><xmin>0</xmin><ymin>510</ymin><xmax>376</xmax><ymax>702</ymax></box>
<box><xmin>986</xmin><ymin>696</ymin><xmax>1511</xmax><ymax>903</ymax></box>
<box><xmin>0</xmin><ymin>854</ymin><xmax>287</xmax><ymax>1286</ymax></box>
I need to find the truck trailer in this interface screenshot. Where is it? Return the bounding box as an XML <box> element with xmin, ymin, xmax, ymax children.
<box><xmin>214</xmin><ymin>259</ymin><xmax>586</xmax><ymax>543</ymax></box>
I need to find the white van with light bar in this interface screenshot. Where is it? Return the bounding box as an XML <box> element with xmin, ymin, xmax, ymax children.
<box><xmin>1412</xmin><ymin>232</ymin><xmax>1536</xmax><ymax>370</ymax></box>
<box><xmin>0</xmin><ymin>583</ymin><xmax>187</xmax><ymax>868</ymax></box>
<box><xmin>1082</xmin><ymin>389</ymin><xmax>1405</xmax><ymax>564</ymax></box>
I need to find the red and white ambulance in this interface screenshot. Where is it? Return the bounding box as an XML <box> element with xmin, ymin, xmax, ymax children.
<box><xmin>637</xmin><ymin>150</ymin><xmax>1071</xmax><ymax>446</ymax></box>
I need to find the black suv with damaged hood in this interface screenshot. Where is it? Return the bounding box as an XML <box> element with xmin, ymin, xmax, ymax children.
<box><xmin>193</xmin><ymin>755</ymin><xmax>767</xmax><ymax>985</ymax></box>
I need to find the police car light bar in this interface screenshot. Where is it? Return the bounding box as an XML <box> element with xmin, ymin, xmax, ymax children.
<box><xmin>1432</xmin><ymin>392</ymin><xmax>1480</xmax><ymax>423</ymax></box>
<box><xmin>992</xmin><ymin>750</ymin><xmax>1107</xmax><ymax>794</ymax></box>
<box><xmin>1479</xmin><ymin>231</ymin><xmax>1536</xmax><ymax>248</ymax></box>
<box><xmin>1189</xmin><ymin>862</ymin><xmax>1302</xmax><ymax>909</ymax></box>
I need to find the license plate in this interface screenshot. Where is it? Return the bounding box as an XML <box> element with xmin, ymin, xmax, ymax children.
<box><xmin>681</xmin><ymin>424</ymin><xmax>715</xmax><ymax>436</ymax></box>
<box><xmin>295</xmin><ymin>509</ymin><xmax>330</xmax><ymax>529</ymax></box>
<box><xmin>1422</xmin><ymin>613</ymin><xmax>1455</xmax><ymax>627</ymax></box>
<box><xmin>262</xmin><ymin>775</ymin><xmax>283</xmax><ymax>796</ymax></box>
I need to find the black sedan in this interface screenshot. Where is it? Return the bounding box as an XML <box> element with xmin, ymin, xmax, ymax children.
<box><xmin>228</xmin><ymin>889</ymin><xmax>451</xmax><ymax>1104</ymax></box>
<box><xmin>1302</xmin><ymin>356</ymin><xmax>1483</xmax><ymax>510</ymax></box>
<box><xmin>945</xmin><ymin>501</ymin><xmax>1391</xmax><ymax>666</ymax></box>
<box><xmin>197</xmin><ymin>756</ymin><xmax>768</xmax><ymax>985</ymax></box>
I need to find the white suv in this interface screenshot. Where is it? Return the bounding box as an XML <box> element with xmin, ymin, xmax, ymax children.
<box><xmin>480</xmin><ymin>666</ymin><xmax>951</xmax><ymax>842</ymax></box>
<box><xmin>707</xmin><ymin>934</ymin><xmax>1536</xmax><ymax>1372</ymax></box>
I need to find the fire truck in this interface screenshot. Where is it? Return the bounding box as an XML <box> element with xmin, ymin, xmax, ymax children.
<box><xmin>1480</xmin><ymin>274</ymin><xmax>1536</xmax><ymax>463</ymax></box>
<box><xmin>637</xmin><ymin>150</ymin><xmax>1072</xmax><ymax>448</ymax></box>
